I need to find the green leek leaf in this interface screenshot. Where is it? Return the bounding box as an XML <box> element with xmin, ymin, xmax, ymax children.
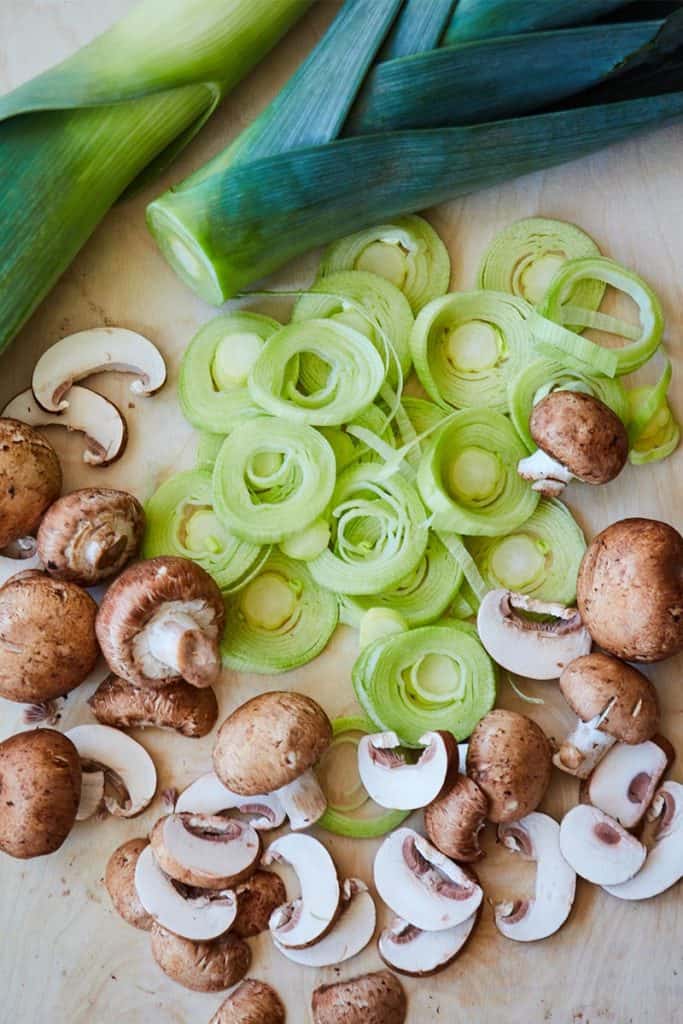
<box><xmin>443</xmin><ymin>0</ymin><xmax>630</xmax><ymax>44</ymax></box>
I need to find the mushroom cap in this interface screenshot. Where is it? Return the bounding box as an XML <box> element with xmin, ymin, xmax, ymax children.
<box><xmin>0</xmin><ymin>572</ymin><xmax>99</xmax><ymax>702</ymax></box>
<box><xmin>0</xmin><ymin>729</ymin><xmax>81</xmax><ymax>858</ymax></box>
<box><xmin>233</xmin><ymin>870</ymin><xmax>287</xmax><ymax>938</ymax></box>
<box><xmin>0</xmin><ymin>418</ymin><xmax>62</xmax><ymax>548</ymax></box>
<box><xmin>37</xmin><ymin>488</ymin><xmax>145</xmax><ymax>586</ymax></box>
<box><xmin>466</xmin><ymin>709</ymin><xmax>552</xmax><ymax>823</ymax></box>
<box><xmin>559</xmin><ymin>652</ymin><xmax>659</xmax><ymax>743</ymax></box>
<box><xmin>577</xmin><ymin>517</ymin><xmax>683</xmax><ymax>661</ymax></box>
<box><xmin>530</xmin><ymin>391</ymin><xmax>628</xmax><ymax>484</ymax></box>
<box><xmin>213</xmin><ymin>691</ymin><xmax>332</xmax><ymax>796</ymax></box>
<box><xmin>312</xmin><ymin>970</ymin><xmax>406</xmax><ymax>1024</ymax></box>
<box><xmin>424</xmin><ymin>771</ymin><xmax>489</xmax><ymax>862</ymax></box>
<box><xmin>210</xmin><ymin>980</ymin><xmax>285</xmax><ymax>1024</ymax></box>
<box><xmin>104</xmin><ymin>838</ymin><xmax>154</xmax><ymax>931</ymax></box>
<box><xmin>88</xmin><ymin>674</ymin><xmax>218</xmax><ymax>738</ymax></box>
<box><xmin>150</xmin><ymin>924</ymin><xmax>251</xmax><ymax>992</ymax></box>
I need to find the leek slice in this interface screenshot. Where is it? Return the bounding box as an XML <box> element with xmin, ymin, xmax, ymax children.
<box><xmin>309</xmin><ymin>462</ymin><xmax>429</xmax><ymax>596</ymax></box>
<box><xmin>538</xmin><ymin>257</ymin><xmax>664</xmax><ymax>375</ymax></box>
<box><xmin>444</xmin><ymin>0</ymin><xmax>629</xmax><ymax>44</ymax></box>
<box><xmin>196</xmin><ymin>432</ymin><xmax>225</xmax><ymax>468</ymax></box>
<box><xmin>402</xmin><ymin>396</ymin><xmax>446</xmax><ymax>436</ymax></box>
<box><xmin>321</xmin><ymin>404</ymin><xmax>396</xmax><ymax>474</ymax></box>
<box><xmin>221</xmin><ymin>551</ymin><xmax>338</xmax><ymax>673</ymax></box>
<box><xmin>248</xmin><ymin>320</ymin><xmax>385</xmax><ymax>426</ymax></box>
<box><xmin>212</xmin><ymin>417</ymin><xmax>336</xmax><ymax>544</ymax></box>
<box><xmin>179</xmin><ymin>312</ymin><xmax>282</xmax><ymax>433</ymax></box>
<box><xmin>627</xmin><ymin>361</ymin><xmax>680</xmax><ymax>465</ymax></box>
<box><xmin>317</xmin><ymin>717</ymin><xmax>410</xmax><ymax>838</ymax></box>
<box><xmin>352</xmin><ymin>621</ymin><xmax>497</xmax><ymax>745</ymax></box>
<box><xmin>317</xmin><ymin>215</ymin><xmax>451</xmax><ymax>313</ymax></box>
<box><xmin>359</xmin><ymin>608</ymin><xmax>409</xmax><ymax>649</ymax></box>
<box><xmin>467</xmin><ymin>498</ymin><xmax>586</xmax><ymax>604</ymax></box>
<box><xmin>280</xmin><ymin>518</ymin><xmax>331</xmax><ymax>561</ymax></box>
<box><xmin>143</xmin><ymin>469</ymin><xmax>262</xmax><ymax>591</ymax></box>
<box><xmin>418</xmin><ymin>410</ymin><xmax>539</xmax><ymax>536</ymax></box>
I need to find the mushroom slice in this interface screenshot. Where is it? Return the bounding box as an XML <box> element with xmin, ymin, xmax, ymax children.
<box><xmin>581</xmin><ymin>737</ymin><xmax>673</xmax><ymax>829</ymax></box>
<box><xmin>374</xmin><ymin>827</ymin><xmax>483</xmax><ymax>931</ymax></box>
<box><xmin>476</xmin><ymin>589</ymin><xmax>591</xmax><ymax>680</ymax></box>
<box><xmin>312</xmin><ymin>970</ymin><xmax>406</xmax><ymax>1024</ymax></box>
<box><xmin>559</xmin><ymin>804</ymin><xmax>646</xmax><ymax>886</ymax></box>
<box><xmin>150</xmin><ymin>813</ymin><xmax>261</xmax><ymax>890</ymax></box>
<box><xmin>176</xmin><ymin>772</ymin><xmax>286</xmax><ymax>830</ymax></box>
<box><xmin>2</xmin><ymin>387</ymin><xmax>127</xmax><ymax>466</ymax></box>
<box><xmin>32</xmin><ymin>327</ymin><xmax>166</xmax><ymax>412</ymax></box>
<box><xmin>517</xmin><ymin>447</ymin><xmax>573</xmax><ymax>496</ymax></box>
<box><xmin>134</xmin><ymin>844</ymin><xmax>236</xmax><ymax>940</ymax></box>
<box><xmin>378</xmin><ymin>911</ymin><xmax>478</xmax><ymax>976</ymax></box>
<box><xmin>273</xmin><ymin>878</ymin><xmax>376</xmax><ymax>968</ymax></box>
<box><xmin>262</xmin><ymin>833</ymin><xmax>340</xmax><ymax>949</ymax></box>
<box><xmin>76</xmin><ymin>768</ymin><xmax>105</xmax><ymax>821</ymax></box>
<box><xmin>357</xmin><ymin>730</ymin><xmax>453</xmax><ymax>811</ymax></box>
<box><xmin>496</xmin><ymin>813</ymin><xmax>576</xmax><ymax>942</ymax></box>
<box><xmin>604</xmin><ymin>781</ymin><xmax>683</xmax><ymax>900</ymax></box>
<box><xmin>65</xmin><ymin>724</ymin><xmax>156</xmax><ymax>818</ymax></box>
<box><xmin>210</xmin><ymin>980</ymin><xmax>285</xmax><ymax>1024</ymax></box>
<box><xmin>274</xmin><ymin>768</ymin><xmax>328</xmax><ymax>831</ymax></box>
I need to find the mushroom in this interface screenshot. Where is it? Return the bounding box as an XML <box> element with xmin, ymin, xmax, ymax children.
<box><xmin>604</xmin><ymin>781</ymin><xmax>683</xmax><ymax>900</ymax></box>
<box><xmin>580</xmin><ymin>736</ymin><xmax>674</xmax><ymax>829</ymax></box>
<box><xmin>476</xmin><ymin>589</ymin><xmax>591</xmax><ymax>679</ymax></box>
<box><xmin>210</xmin><ymin>980</ymin><xmax>285</xmax><ymax>1024</ymax></box>
<box><xmin>88</xmin><ymin>674</ymin><xmax>218</xmax><ymax>738</ymax></box>
<box><xmin>150</xmin><ymin>813</ymin><xmax>261</xmax><ymax>890</ymax></box>
<box><xmin>577</xmin><ymin>517</ymin><xmax>683</xmax><ymax>662</ymax></box>
<box><xmin>424</xmin><ymin>771</ymin><xmax>488</xmax><ymax>862</ymax></box>
<box><xmin>357</xmin><ymin>730</ymin><xmax>454</xmax><ymax>811</ymax></box>
<box><xmin>311</xmin><ymin>970</ymin><xmax>407</xmax><ymax>1024</ymax></box>
<box><xmin>378</xmin><ymin>910</ymin><xmax>479</xmax><ymax>976</ymax></box>
<box><xmin>31</xmin><ymin>327</ymin><xmax>166</xmax><ymax>412</ymax></box>
<box><xmin>373</xmin><ymin>827</ymin><xmax>483</xmax><ymax>931</ymax></box>
<box><xmin>517</xmin><ymin>391</ymin><xmax>628</xmax><ymax>496</ymax></box>
<box><xmin>77</xmin><ymin>768</ymin><xmax>106</xmax><ymax>820</ymax></box>
<box><xmin>0</xmin><ymin>572</ymin><xmax>99</xmax><ymax>703</ymax></box>
<box><xmin>553</xmin><ymin>653</ymin><xmax>660</xmax><ymax>779</ymax></box>
<box><xmin>273</xmin><ymin>878</ymin><xmax>376</xmax><ymax>968</ymax></box>
<box><xmin>176</xmin><ymin>772</ymin><xmax>285</xmax><ymax>831</ymax></box>
<box><xmin>233</xmin><ymin>870</ymin><xmax>287</xmax><ymax>938</ymax></box>
<box><xmin>134</xmin><ymin>843</ymin><xmax>237</xmax><ymax>940</ymax></box>
<box><xmin>213</xmin><ymin>691</ymin><xmax>332</xmax><ymax>831</ymax></box>
<box><xmin>0</xmin><ymin>418</ymin><xmax>61</xmax><ymax>549</ymax></box>
<box><xmin>66</xmin><ymin>724</ymin><xmax>156</xmax><ymax>818</ymax></box>
<box><xmin>0</xmin><ymin>729</ymin><xmax>81</xmax><ymax>859</ymax></box>
<box><xmin>3</xmin><ymin>387</ymin><xmax>127</xmax><ymax>466</ymax></box>
<box><xmin>96</xmin><ymin>556</ymin><xmax>225</xmax><ymax>689</ymax></box>
<box><xmin>150</xmin><ymin>924</ymin><xmax>250</xmax><ymax>991</ymax></box>
<box><xmin>466</xmin><ymin>710</ymin><xmax>553</xmax><ymax>823</ymax></box>
<box><xmin>495</xmin><ymin>813</ymin><xmax>576</xmax><ymax>942</ymax></box>
<box><xmin>37</xmin><ymin>488</ymin><xmax>145</xmax><ymax>585</ymax></box>
<box><xmin>104</xmin><ymin>838</ymin><xmax>154</xmax><ymax>930</ymax></box>
<box><xmin>559</xmin><ymin>804</ymin><xmax>646</xmax><ymax>885</ymax></box>
<box><xmin>262</xmin><ymin>833</ymin><xmax>340</xmax><ymax>949</ymax></box>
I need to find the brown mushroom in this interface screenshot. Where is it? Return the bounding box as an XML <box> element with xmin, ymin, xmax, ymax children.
<box><xmin>0</xmin><ymin>729</ymin><xmax>81</xmax><ymax>858</ymax></box>
<box><xmin>150</xmin><ymin>924</ymin><xmax>251</xmax><ymax>992</ymax></box>
<box><xmin>0</xmin><ymin>418</ymin><xmax>62</xmax><ymax>550</ymax></box>
<box><xmin>233</xmin><ymin>870</ymin><xmax>287</xmax><ymax>938</ymax></box>
<box><xmin>150</xmin><ymin>813</ymin><xmax>261</xmax><ymax>890</ymax></box>
<box><xmin>210</xmin><ymin>980</ymin><xmax>285</xmax><ymax>1024</ymax></box>
<box><xmin>88</xmin><ymin>674</ymin><xmax>218</xmax><ymax>737</ymax></box>
<box><xmin>311</xmin><ymin>970</ymin><xmax>407</xmax><ymax>1024</ymax></box>
<box><xmin>0</xmin><ymin>571</ymin><xmax>99</xmax><ymax>703</ymax></box>
<box><xmin>577</xmin><ymin>517</ymin><xmax>683</xmax><ymax>662</ymax></box>
<box><xmin>95</xmin><ymin>556</ymin><xmax>225</xmax><ymax>688</ymax></box>
<box><xmin>37</xmin><ymin>488</ymin><xmax>145</xmax><ymax>586</ymax></box>
<box><xmin>424</xmin><ymin>771</ymin><xmax>489</xmax><ymax>861</ymax></box>
<box><xmin>104</xmin><ymin>838</ymin><xmax>153</xmax><ymax>930</ymax></box>
<box><xmin>466</xmin><ymin>710</ymin><xmax>552</xmax><ymax>823</ymax></box>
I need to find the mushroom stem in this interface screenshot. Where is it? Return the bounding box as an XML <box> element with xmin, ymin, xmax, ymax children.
<box><xmin>517</xmin><ymin>448</ymin><xmax>572</xmax><ymax>496</ymax></box>
<box><xmin>146</xmin><ymin>611</ymin><xmax>220</xmax><ymax>688</ymax></box>
<box><xmin>276</xmin><ymin>768</ymin><xmax>328</xmax><ymax>831</ymax></box>
<box><xmin>554</xmin><ymin>711</ymin><xmax>617</xmax><ymax>778</ymax></box>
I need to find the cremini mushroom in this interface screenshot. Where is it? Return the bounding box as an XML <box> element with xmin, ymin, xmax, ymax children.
<box><xmin>560</xmin><ymin>804</ymin><xmax>646</xmax><ymax>885</ymax></box>
<box><xmin>0</xmin><ymin>418</ymin><xmax>61</xmax><ymax>549</ymax></box>
<box><xmin>580</xmin><ymin>736</ymin><xmax>673</xmax><ymax>829</ymax></box>
<box><xmin>88</xmin><ymin>674</ymin><xmax>218</xmax><ymax>738</ymax></box>
<box><xmin>357</xmin><ymin>730</ymin><xmax>454</xmax><ymax>811</ymax></box>
<box><xmin>210</xmin><ymin>980</ymin><xmax>285</xmax><ymax>1024</ymax></box>
<box><xmin>311</xmin><ymin>970</ymin><xmax>407</xmax><ymax>1024</ymax></box>
<box><xmin>263</xmin><ymin>833</ymin><xmax>340</xmax><ymax>949</ymax></box>
<box><xmin>467</xmin><ymin>710</ymin><xmax>553</xmax><ymax>823</ymax></box>
<box><xmin>176</xmin><ymin>772</ymin><xmax>285</xmax><ymax>831</ymax></box>
<box><xmin>0</xmin><ymin>729</ymin><xmax>81</xmax><ymax>859</ymax></box>
<box><xmin>0</xmin><ymin>572</ymin><xmax>98</xmax><ymax>703</ymax></box>
<box><xmin>554</xmin><ymin>653</ymin><xmax>660</xmax><ymax>779</ymax></box>
<box><xmin>577</xmin><ymin>517</ymin><xmax>683</xmax><ymax>662</ymax></box>
<box><xmin>150</xmin><ymin>923</ymin><xmax>250</xmax><ymax>991</ymax></box>
<box><xmin>37</xmin><ymin>488</ymin><xmax>144</xmax><ymax>585</ymax></box>
<box><xmin>233</xmin><ymin>870</ymin><xmax>287</xmax><ymax>938</ymax></box>
<box><xmin>424</xmin><ymin>772</ymin><xmax>488</xmax><ymax>862</ymax></box>
<box><xmin>104</xmin><ymin>838</ymin><xmax>154</xmax><ymax>930</ymax></box>
<box><xmin>96</xmin><ymin>556</ymin><xmax>225</xmax><ymax>689</ymax></box>
<box><xmin>517</xmin><ymin>391</ymin><xmax>628</xmax><ymax>496</ymax></box>
<box><xmin>273</xmin><ymin>878</ymin><xmax>376</xmax><ymax>968</ymax></box>
<box><xmin>378</xmin><ymin>909</ymin><xmax>479</xmax><ymax>976</ymax></box>
<box><xmin>150</xmin><ymin>813</ymin><xmax>261</xmax><ymax>890</ymax></box>
<box><xmin>604</xmin><ymin>781</ymin><xmax>683</xmax><ymax>900</ymax></box>
<box><xmin>66</xmin><ymin>724</ymin><xmax>157</xmax><ymax>818</ymax></box>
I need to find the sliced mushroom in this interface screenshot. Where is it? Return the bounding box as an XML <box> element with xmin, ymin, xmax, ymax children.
<box><xmin>357</xmin><ymin>730</ymin><xmax>453</xmax><ymax>811</ymax></box>
<box><xmin>32</xmin><ymin>327</ymin><xmax>166</xmax><ymax>412</ymax></box>
<box><xmin>150</xmin><ymin>923</ymin><xmax>250</xmax><ymax>991</ymax></box>
<box><xmin>210</xmin><ymin>980</ymin><xmax>285</xmax><ymax>1024</ymax></box>
<box><xmin>581</xmin><ymin>737</ymin><xmax>673</xmax><ymax>828</ymax></box>
<box><xmin>559</xmin><ymin>804</ymin><xmax>646</xmax><ymax>885</ymax></box>
<box><xmin>467</xmin><ymin>710</ymin><xmax>552</xmax><ymax>823</ymax></box>
<box><xmin>378</xmin><ymin>910</ymin><xmax>478</xmax><ymax>976</ymax></box>
<box><xmin>76</xmin><ymin>768</ymin><xmax>105</xmax><ymax>821</ymax></box>
<box><xmin>3</xmin><ymin>387</ymin><xmax>127</xmax><ymax>466</ymax></box>
<box><xmin>176</xmin><ymin>772</ymin><xmax>285</xmax><ymax>830</ymax></box>
<box><xmin>134</xmin><ymin>843</ymin><xmax>237</xmax><ymax>940</ymax></box>
<box><xmin>0</xmin><ymin>418</ymin><xmax>61</xmax><ymax>548</ymax></box>
<box><xmin>276</xmin><ymin>768</ymin><xmax>328</xmax><ymax>832</ymax></box>
<box><xmin>273</xmin><ymin>878</ymin><xmax>376</xmax><ymax>967</ymax></box>
<box><xmin>88</xmin><ymin>675</ymin><xmax>218</xmax><ymax>739</ymax></box>
<box><xmin>104</xmin><ymin>838</ymin><xmax>154</xmax><ymax>931</ymax></box>
<box><xmin>233</xmin><ymin>871</ymin><xmax>287</xmax><ymax>938</ymax></box>
<box><xmin>495</xmin><ymin>813</ymin><xmax>576</xmax><ymax>942</ymax></box>
<box><xmin>150</xmin><ymin>813</ymin><xmax>260</xmax><ymax>890</ymax></box>
<box><xmin>603</xmin><ymin>781</ymin><xmax>683</xmax><ymax>900</ymax></box>
<box><xmin>312</xmin><ymin>970</ymin><xmax>406</xmax><ymax>1024</ymax></box>
<box><xmin>66</xmin><ymin>724</ymin><xmax>156</xmax><ymax>818</ymax></box>
<box><xmin>262</xmin><ymin>833</ymin><xmax>340</xmax><ymax>949</ymax></box>
<box><xmin>374</xmin><ymin>827</ymin><xmax>483</xmax><ymax>931</ymax></box>
<box><xmin>424</xmin><ymin>772</ymin><xmax>488</xmax><ymax>862</ymax></box>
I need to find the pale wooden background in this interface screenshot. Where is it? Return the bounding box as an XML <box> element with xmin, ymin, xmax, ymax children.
<box><xmin>1</xmin><ymin>3</ymin><xmax>682</xmax><ymax>1022</ymax></box>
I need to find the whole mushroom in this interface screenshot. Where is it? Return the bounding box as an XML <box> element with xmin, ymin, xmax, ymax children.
<box><xmin>104</xmin><ymin>838</ymin><xmax>154</xmax><ymax>930</ymax></box>
<box><xmin>0</xmin><ymin>418</ymin><xmax>61</xmax><ymax>550</ymax></box>
<box><xmin>424</xmin><ymin>772</ymin><xmax>489</xmax><ymax>862</ymax></box>
<box><xmin>150</xmin><ymin>925</ymin><xmax>251</xmax><ymax>992</ymax></box>
<box><xmin>311</xmin><ymin>970</ymin><xmax>407</xmax><ymax>1024</ymax></box>
<box><xmin>210</xmin><ymin>980</ymin><xmax>285</xmax><ymax>1024</ymax></box>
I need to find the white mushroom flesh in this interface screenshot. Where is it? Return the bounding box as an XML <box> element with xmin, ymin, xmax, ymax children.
<box><xmin>176</xmin><ymin>771</ymin><xmax>285</xmax><ymax>830</ymax></box>
<box><xmin>357</xmin><ymin>730</ymin><xmax>451</xmax><ymax>811</ymax></box>
<box><xmin>134</xmin><ymin>599</ymin><xmax>217</xmax><ymax>681</ymax></box>
<box><xmin>378</xmin><ymin>912</ymin><xmax>478</xmax><ymax>976</ymax></box>
<box><xmin>603</xmin><ymin>782</ymin><xmax>683</xmax><ymax>900</ymax></box>
<box><xmin>274</xmin><ymin>768</ymin><xmax>328</xmax><ymax>831</ymax></box>
<box><xmin>262</xmin><ymin>833</ymin><xmax>340</xmax><ymax>949</ymax></box>
<box><xmin>66</xmin><ymin>724</ymin><xmax>156</xmax><ymax>818</ymax></box>
<box><xmin>553</xmin><ymin>709</ymin><xmax>617</xmax><ymax>779</ymax></box>
<box><xmin>274</xmin><ymin>879</ymin><xmax>375</xmax><ymax>967</ymax></box>
<box><xmin>517</xmin><ymin>448</ymin><xmax>573</xmax><ymax>496</ymax></box>
<box><xmin>559</xmin><ymin>804</ymin><xmax>646</xmax><ymax>886</ymax></box>
<box><xmin>585</xmin><ymin>740</ymin><xmax>669</xmax><ymax>828</ymax></box>
<box><xmin>75</xmin><ymin>769</ymin><xmax>105</xmax><ymax>821</ymax></box>
<box><xmin>161</xmin><ymin>814</ymin><xmax>260</xmax><ymax>883</ymax></box>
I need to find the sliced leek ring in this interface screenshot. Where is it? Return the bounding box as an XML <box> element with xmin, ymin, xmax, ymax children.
<box><xmin>195</xmin><ymin>431</ymin><xmax>225</xmax><ymax>468</ymax></box>
<box><xmin>627</xmin><ymin>360</ymin><xmax>680</xmax><ymax>465</ymax></box>
<box><xmin>402</xmin><ymin>396</ymin><xmax>446</xmax><ymax>436</ymax></box>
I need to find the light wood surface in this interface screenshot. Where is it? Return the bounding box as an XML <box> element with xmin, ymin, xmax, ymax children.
<box><xmin>1</xmin><ymin>3</ymin><xmax>682</xmax><ymax>1022</ymax></box>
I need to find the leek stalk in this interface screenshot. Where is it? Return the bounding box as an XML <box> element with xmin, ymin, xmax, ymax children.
<box><xmin>443</xmin><ymin>0</ymin><xmax>631</xmax><ymax>44</ymax></box>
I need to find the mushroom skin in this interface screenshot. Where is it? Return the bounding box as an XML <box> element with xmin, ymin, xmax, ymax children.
<box><xmin>0</xmin><ymin>572</ymin><xmax>99</xmax><ymax>702</ymax></box>
<box><xmin>0</xmin><ymin>729</ymin><xmax>81</xmax><ymax>859</ymax></box>
<box><xmin>0</xmin><ymin>419</ymin><xmax>62</xmax><ymax>549</ymax></box>
<box><xmin>88</xmin><ymin>674</ymin><xmax>218</xmax><ymax>738</ymax></box>
<box><xmin>150</xmin><ymin>924</ymin><xmax>251</xmax><ymax>992</ymax></box>
<box><xmin>467</xmin><ymin>710</ymin><xmax>552</xmax><ymax>823</ymax></box>
<box><xmin>233</xmin><ymin>870</ymin><xmax>287</xmax><ymax>938</ymax></box>
<box><xmin>150</xmin><ymin>813</ymin><xmax>261</xmax><ymax>889</ymax></box>
<box><xmin>37</xmin><ymin>488</ymin><xmax>145</xmax><ymax>586</ymax></box>
<box><xmin>311</xmin><ymin>970</ymin><xmax>406</xmax><ymax>1024</ymax></box>
<box><xmin>424</xmin><ymin>771</ymin><xmax>489</xmax><ymax>861</ymax></box>
<box><xmin>96</xmin><ymin>556</ymin><xmax>225</xmax><ymax>689</ymax></box>
<box><xmin>104</xmin><ymin>838</ymin><xmax>154</xmax><ymax>930</ymax></box>
<box><xmin>577</xmin><ymin>517</ymin><xmax>683</xmax><ymax>662</ymax></box>
<box><xmin>210</xmin><ymin>980</ymin><xmax>285</xmax><ymax>1024</ymax></box>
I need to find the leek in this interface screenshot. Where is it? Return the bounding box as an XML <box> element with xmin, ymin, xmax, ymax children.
<box><xmin>321</xmin><ymin>405</ymin><xmax>396</xmax><ymax>474</ymax></box>
<box><xmin>196</xmin><ymin>432</ymin><xmax>226</xmax><ymax>469</ymax></box>
<box><xmin>627</xmin><ymin>361</ymin><xmax>681</xmax><ymax>464</ymax></box>
<box><xmin>402</xmin><ymin>397</ymin><xmax>445</xmax><ymax>436</ymax></box>
<box><xmin>380</xmin><ymin>0</ymin><xmax>456</xmax><ymax>59</ymax></box>
<box><xmin>443</xmin><ymin>0</ymin><xmax>630</xmax><ymax>44</ymax></box>
<box><xmin>359</xmin><ymin>608</ymin><xmax>410</xmax><ymax>650</ymax></box>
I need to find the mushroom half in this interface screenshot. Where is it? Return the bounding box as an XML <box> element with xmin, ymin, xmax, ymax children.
<box><xmin>312</xmin><ymin>970</ymin><xmax>407</xmax><ymax>1024</ymax></box>
<box><xmin>581</xmin><ymin>737</ymin><xmax>673</xmax><ymax>829</ymax></box>
<box><xmin>273</xmin><ymin>878</ymin><xmax>376</xmax><ymax>968</ymax></box>
<box><xmin>357</xmin><ymin>730</ymin><xmax>453</xmax><ymax>810</ymax></box>
<box><xmin>262</xmin><ymin>833</ymin><xmax>341</xmax><ymax>949</ymax></box>
<box><xmin>378</xmin><ymin>911</ymin><xmax>478</xmax><ymax>976</ymax></box>
<box><xmin>176</xmin><ymin>772</ymin><xmax>286</xmax><ymax>830</ymax></box>
<box><xmin>66</xmin><ymin>724</ymin><xmax>156</xmax><ymax>818</ymax></box>
<box><xmin>150</xmin><ymin>813</ymin><xmax>261</xmax><ymax>890</ymax></box>
<box><xmin>559</xmin><ymin>804</ymin><xmax>646</xmax><ymax>886</ymax></box>
<box><xmin>603</xmin><ymin>781</ymin><xmax>683</xmax><ymax>900</ymax></box>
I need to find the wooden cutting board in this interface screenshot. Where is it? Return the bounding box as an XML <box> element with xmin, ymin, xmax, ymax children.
<box><xmin>1</xmin><ymin>3</ymin><xmax>681</xmax><ymax>1022</ymax></box>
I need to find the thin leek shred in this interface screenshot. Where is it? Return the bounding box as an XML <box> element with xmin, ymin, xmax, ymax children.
<box><xmin>627</xmin><ymin>360</ymin><xmax>680</xmax><ymax>464</ymax></box>
<box><xmin>443</xmin><ymin>0</ymin><xmax>630</xmax><ymax>44</ymax></box>
<box><xmin>321</xmin><ymin>405</ymin><xmax>396</xmax><ymax>474</ymax></box>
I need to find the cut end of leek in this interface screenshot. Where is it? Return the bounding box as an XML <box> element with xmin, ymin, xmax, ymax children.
<box><xmin>359</xmin><ymin>607</ymin><xmax>409</xmax><ymax>651</ymax></box>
